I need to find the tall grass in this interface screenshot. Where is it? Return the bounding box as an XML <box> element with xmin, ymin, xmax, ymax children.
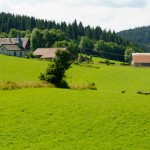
<box><xmin>0</xmin><ymin>81</ymin><xmax>54</xmax><ymax>90</ymax></box>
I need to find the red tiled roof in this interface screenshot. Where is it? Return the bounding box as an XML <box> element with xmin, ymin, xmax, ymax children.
<box><xmin>132</xmin><ymin>53</ymin><xmax>150</xmax><ymax>63</ymax></box>
<box><xmin>33</xmin><ymin>48</ymin><xmax>66</xmax><ymax>59</ymax></box>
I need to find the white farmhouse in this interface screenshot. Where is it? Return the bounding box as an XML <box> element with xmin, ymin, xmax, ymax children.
<box><xmin>0</xmin><ymin>36</ymin><xmax>30</xmax><ymax>57</ymax></box>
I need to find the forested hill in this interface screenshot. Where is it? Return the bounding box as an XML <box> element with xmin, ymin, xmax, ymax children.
<box><xmin>0</xmin><ymin>12</ymin><xmax>142</xmax><ymax>62</ymax></box>
<box><xmin>118</xmin><ymin>26</ymin><xmax>150</xmax><ymax>52</ymax></box>
<box><xmin>0</xmin><ymin>12</ymin><xmax>129</xmax><ymax>44</ymax></box>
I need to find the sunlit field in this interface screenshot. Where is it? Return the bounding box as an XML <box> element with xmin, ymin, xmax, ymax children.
<box><xmin>0</xmin><ymin>54</ymin><xmax>150</xmax><ymax>149</ymax></box>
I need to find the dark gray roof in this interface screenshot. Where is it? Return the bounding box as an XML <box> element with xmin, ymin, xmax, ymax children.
<box><xmin>0</xmin><ymin>38</ymin><xmax>29</xmax><ymax>49</ymax></box>
<box><xmin>2</xmin><ymin>44</ymin><xmax>24</xmax><ymax>51</ymax></box>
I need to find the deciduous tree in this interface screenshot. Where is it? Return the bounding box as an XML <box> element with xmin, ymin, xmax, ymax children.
<box><xmin>39</xmin><ymin>50</ymin><xmax>73</xmax><ymax>86</ymax></box>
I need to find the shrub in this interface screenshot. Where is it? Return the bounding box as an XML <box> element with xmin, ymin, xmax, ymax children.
<box><xmin>99</xmin><ymin>61</ymin><xmax>105</xmax><ymax>64</ymax></box>
<box><xmin>110</xmin><ymin>62</ymin><xmax>115</xmax><ymax>65</ymax></box>
<box><xmin>120</xmin><ymin>62</ymin><xmax>130</xmax><ymax>66</ymax></box>
<box><xmin>105</xmin><ymin>60</ymin><xmax>110</xmax><ymax>65</ymax></box>
<box><xmin>70</xmin><ymin>83</ymin><xmax>97</xmax><ymax>90</ymax></box>
<box><xmin>39</xmin><ymin>50</ymin><xmax>73</xmax><ymax>86</ymax></box>
<box><xmin>99</xmin><ymin>60</ymin><xmax>115</xmax><ymax>65</ymax></box>
<box><xmin>27</xmin><ymin>52</ymin><xmax>35</xmax><ymax>59</ymax></box>
<box><xmin>73</xmin><ymin>60</ymin><xmax>80</xmax><ymax>65</ymax></box>
<box><xmin>78</xmin><ymin>55</ymin><xmax>93</xmax><ymax>63</ymax></box>
<box><xmin>87</xmin><ymin>83</ymin><xmax>97</xmax><ymax>90</ymax></box>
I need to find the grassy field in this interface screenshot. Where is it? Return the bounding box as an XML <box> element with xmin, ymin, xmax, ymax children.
<box><xmin>0</xmin><ymin>54</ymin><xmax>49</xmax><ymax>82</ymax></box>
<box><xmin>0</xmin><ymin>54</ymin><xmax>150</xmax><ymax>149</ymax></box>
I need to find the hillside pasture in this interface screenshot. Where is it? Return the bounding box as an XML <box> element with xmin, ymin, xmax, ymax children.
<box><xmin>0</xmin><ymin>54</ymin><xmax>49</xmax><ymax>82</ymax></box>
<box><xmin>66</xmin><ymin>61</ymin><xmax>150</xmax><ymax>92</ymax></box>
<box><xmin>0</xmin><ymin>88</ymin><xmax>150</xmax><ymax>150</ymax></box>
<box><xmin>0</xmin><ymin>54</ymin><xmax>150</xmax><ymax>149</ymax></box>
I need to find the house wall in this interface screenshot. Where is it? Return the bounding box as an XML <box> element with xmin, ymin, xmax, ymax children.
<box><xmin>7</xmin><ymin>50</ymin><xmax>27</xmax><ymax>57</ymax></box>
<box><xmin>133</xmin><ymin>63</ymin><xmax>150</xmax><ymax>67</ymax></box>
<box><xmin>0</xmin><ymin>46</ymin><xmax>27</xmax><ymax>57</ymax></box>
<box><xmin>0</xmin><ymin>46</ymin><xmax>8</xmax><ymax>55</ymax></box>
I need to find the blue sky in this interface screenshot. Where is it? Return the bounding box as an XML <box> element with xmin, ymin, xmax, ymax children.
<box><xmin>0</xmin><ymin>0</ymin><xmax>150</xmax><ymax>31</ymax></box>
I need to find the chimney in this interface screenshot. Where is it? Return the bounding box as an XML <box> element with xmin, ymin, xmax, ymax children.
<box><xmin>17</xmin><ymin>35</ymin><xmax>23</xmax><ymax>47</ymax></box>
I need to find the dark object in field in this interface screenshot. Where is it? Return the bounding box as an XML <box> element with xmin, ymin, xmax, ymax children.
<box><xmin>137</xmin><ymin>91</ymin><xmax>150</xmax><ymax>95</ymax></box>
<box><xmin>121</xmin><ymin>90</ymin><xmax>125</xmax><ymax>93</ymax></box>
<box><xmin>143</xmin><ymin>92</ymin><xmax>150</xmax><ymax>95</ymax></box>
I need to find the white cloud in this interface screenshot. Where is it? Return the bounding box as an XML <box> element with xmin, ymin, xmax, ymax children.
<box><xmin>101</xmin><ymin>0</ymin><xmax>148</xmax><ymax>8</ymax></box>
<box><xmin>0</xmin><ymin>0</ymin><xmax>150</xmax><ymax>31</ymax></box>
<box><xmin>59</xmin><ymin>0</ymin><xmax>148</xmax><ymax>8</ymax></box>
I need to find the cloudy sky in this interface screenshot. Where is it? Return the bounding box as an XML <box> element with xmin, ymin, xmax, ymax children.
<box><xmin>0</xmin><ymin>0</ymin><xmax>150</xmax><ymax>32</ymax></box>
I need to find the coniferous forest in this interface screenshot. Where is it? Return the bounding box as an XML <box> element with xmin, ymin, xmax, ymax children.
<box><xmin>118</xmin><ymin>26</ymin><xmax>150</xmax><ymax>52</ymax></box>
<box><xmin>0</xmin><ymin>12</ymin><xmax>143</xmax><ymax>61</ymax></box>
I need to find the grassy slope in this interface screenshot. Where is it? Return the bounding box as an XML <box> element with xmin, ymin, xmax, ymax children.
<box><xmin>0</xmin><ymin>89</ymin><xmax>150</xmax><ymax>150</ymax></box>
<box><xmin>0</xmin><ymin>54</ymin><xmax>49</xmax><ymax>82</ymax></box>
<box><xmin>0</xmin><ymin>54</ymin><xmax>150</xmax><ymax>149</ymax></box>
<box><xmin>67</xmin><ymin>62</ymin><xmax>150</xmax><ymax>92</ymax></box>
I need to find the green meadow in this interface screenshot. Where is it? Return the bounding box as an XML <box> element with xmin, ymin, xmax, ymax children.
<box><xmin>0</xmin><ymin>54</ymin><xmax>150</xmax><ymax>150</ymax></box>
<box><xmin>0</xmin><ymin>54</ymin><xmax>49</xmax><ymax>82</ymax></box>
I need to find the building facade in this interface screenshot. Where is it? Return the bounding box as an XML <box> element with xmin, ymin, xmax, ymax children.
<box><xmin>0</xmin><ymin>36</ymin><xmax>30</xmax><ymax>57</ymax></box>
<box><xmin>132</xmin><ymin>53</ymin><xmax>150</xmax><ymax>67</ymax></box>
<box><xmin>33</xmin><ymin>48</ymin><xmax>66</xmax><ymax>59</ymax></box>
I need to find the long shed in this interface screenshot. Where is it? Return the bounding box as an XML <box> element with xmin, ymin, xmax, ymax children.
<box><xmin>33</xmin><ymin>48</ymin><xmax>66</xmax><ymax>59</ymax></box>
<box><xmin>132</xmin><ymin>53</ymin><xmax>150</xmax><ymax>67</ymax></box>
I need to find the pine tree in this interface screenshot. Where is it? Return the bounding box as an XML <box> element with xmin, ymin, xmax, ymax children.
<box><xmin>67</xmin><ymin>24</ymin><xmax>73</xmax><ymax>39</ymax></box>
<box><xmin>72</xmin><ymin>19</ymin><xmax>78</xmax><ymax>40</ymax></box>
<box><xmin>78</xmin><ymin>22</ymin><xmax>84</xmax><ymax>37</ymax></box>
<box><xmin>85</xmin><ymin>25</ymin><xmax>93</xmax><ymax>39</ymax></box>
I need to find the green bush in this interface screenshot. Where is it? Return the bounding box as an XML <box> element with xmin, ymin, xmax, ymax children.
<box><xmin>99</xmin><ymin>60</ymin><xmax>115</xmax><ymax>65</ymax></box>
<box><xmin>105</xmin><ymin>60</ymin><xmax>110</xmax><ymax>65</ymax></box>
<box><xmin>99</xmin><ymin>61</ymin><xmax>106</xmax><ymax>64</ymax></box>
<box><xmin>78</xmin><ymin>55</ymin><xmax>92</xmax><ymax>63</ymax></box>
<box><xmin>73</xmin><ymin>60</ymin><xmax>80</xmax><ymax>65</ymax></box>
<box><xmin>110</xmin><ymin>62</ymin><xmax>115</xmax><ymax>65</ymax></box>
<box><xmin>120</xmin><ymin>62</ymin><xmax>130</xmax><ymax>66</ymax></box>
<box><xmin>27</xmin><ymin>52</ymin><xmax>35</xmax><ymax>59</ymax></box>
<box><xmin>39</xmin><ymin>50</ymin><xmax>73</xmax><ymax>86</ymax></box>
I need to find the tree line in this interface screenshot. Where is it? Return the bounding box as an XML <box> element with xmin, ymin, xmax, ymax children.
<box><xmin>0</xmin><ymin>12</ymin><xmax>129</xmax><ymax>45</ymax></box>
<box><xmin>0</xmin><ymin>12</ymin><xmax>143</xmax><ymax>62</ymax></box>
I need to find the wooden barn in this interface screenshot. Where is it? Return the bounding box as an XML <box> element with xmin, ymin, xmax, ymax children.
<box><xmin>33</xmin><ymin>48</ymin><xmax>66</xmax><ymax>59</ymax></box>
<box><xmin>132</xmin><ymin>53</ymin><xmax>150</xmax><ymax>67</ymax></box>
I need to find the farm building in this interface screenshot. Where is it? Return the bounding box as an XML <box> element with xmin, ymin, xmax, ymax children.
<box><xmin>132</xmin><ymin>53</ymin><xmax>150</xmax><ymax>67</ymax></box>
<box><xmin>0</xmin><ymin>36</ymin><xmax>30</xmax><ymax>57</ymax></box>
<box><xmin>33</xmin><ymin>48</ymin><xmax>66</xmax><ymax>59</ymax></box>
